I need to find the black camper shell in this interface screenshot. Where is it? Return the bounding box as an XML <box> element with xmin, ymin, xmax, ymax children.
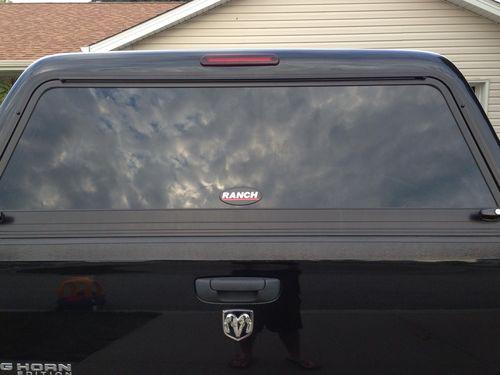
<box><xmin>0</xmin><ymin>50</ymin><xmax>498</xmax><ymax>375</ymax></box>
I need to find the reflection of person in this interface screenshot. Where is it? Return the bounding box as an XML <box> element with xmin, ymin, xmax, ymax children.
<box><xmin>229</xmin><ymin>264</ymin><xmax>320</xmax><ymax>370</ymax></box>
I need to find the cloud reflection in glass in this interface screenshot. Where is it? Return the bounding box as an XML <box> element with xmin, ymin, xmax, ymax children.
<box><xmin>0</xmin><ymin>85</ymin><xmax>493</xmax><ymax>209</ymax></box>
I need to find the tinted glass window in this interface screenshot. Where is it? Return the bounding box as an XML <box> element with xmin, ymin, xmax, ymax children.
<box><xmin>0</xmin><ymin>85</ymin><xmax>494</xmax><ymax>209</ymax></box>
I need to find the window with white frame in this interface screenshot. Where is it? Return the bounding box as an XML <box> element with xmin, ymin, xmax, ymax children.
<box><xmin>469</xmin><ymin>81</ymin><xmax>489</xmax><ymax>113</ymax></box>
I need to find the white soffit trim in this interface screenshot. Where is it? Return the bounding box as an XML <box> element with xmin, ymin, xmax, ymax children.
<box><xmin>447</xmin><ymin>0</ymin><xmax>500</xmax><ymax>23</ymax></box>
<box><xmin>83</xmin><ymin>0</ymin><xmax>232</xmax><ymax>53</ymax></box>
<box><xmin>0</xmin><ymin>60</ymin><xmax>33</xmax><ymax>72</ymax></box>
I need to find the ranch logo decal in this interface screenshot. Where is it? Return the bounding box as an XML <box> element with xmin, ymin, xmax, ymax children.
<box><xmin>0</xmin><ymin>362</ymin><xmax>72</xmax><ymax>375</ymax></box>
<box><xmin>220</xmin><ymin>187</ymin><xmax>262</xmax><ymax>206</ymax></box>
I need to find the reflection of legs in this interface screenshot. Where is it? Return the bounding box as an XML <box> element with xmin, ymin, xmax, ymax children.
<box><xmin>280</xmin><ymin>330</ymin><xmax>320</xmax><ymax>370</ymax></box>
<box><xmin>229</xmin><ymin>335</ymin><xmax>255</xmax><ymax>369</ymax></box>
<box><xmin>239</xmin><ymin>334</ymin><xmax>255</xmax><ymax>358</ymax></box>
<box><xmin>279</xmin><ymin>330</ymin><xmax>301</xmax><ymax>359</ymax></box>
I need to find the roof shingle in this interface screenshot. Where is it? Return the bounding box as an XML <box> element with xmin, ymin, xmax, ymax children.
<box><xmin>0</xmin><ymin>2</ymin><xmax>182</xmax><ymax>60</ymax></box>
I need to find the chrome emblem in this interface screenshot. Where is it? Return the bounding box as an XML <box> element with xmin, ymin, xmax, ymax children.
<box><xmin>222</xmin><ymin>309</ymin><xmax>254</xmax><ymax>341</ymax></box>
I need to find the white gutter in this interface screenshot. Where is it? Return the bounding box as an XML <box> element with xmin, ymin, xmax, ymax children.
<box><xmin>83</xmin><ymin>0</ymin><xmax>231</xmax><ymax>53</ymax></box>
<box><xmin>0</xmin><ymin>60</ymin><xmax>33</xmax><ymax>73</ymax></box>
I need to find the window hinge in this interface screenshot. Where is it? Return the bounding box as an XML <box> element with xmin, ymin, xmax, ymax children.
<box><xmin>0</xmin><ymin>212</ymin><xmax>13</xmax><ymax>225</ymax></box>
<box><xmin>479</xmin><ymin>208</ymin><xmax>500</xmax><ymax>222</ymax></box>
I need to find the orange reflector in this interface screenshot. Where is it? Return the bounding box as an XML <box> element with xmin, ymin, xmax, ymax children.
<box><xmin>201</xmin><ymin>54</ymin><xmax>279</xmax><ymax>66</ymax></box>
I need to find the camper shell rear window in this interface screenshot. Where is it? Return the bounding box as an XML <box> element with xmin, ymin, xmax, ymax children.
<box><xmin>0</xmin><ymin>83</ymin><xmax>495</xmax><ymax>210</ymax></box>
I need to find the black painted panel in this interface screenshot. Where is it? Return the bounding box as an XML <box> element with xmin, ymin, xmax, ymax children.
<box><xmin>0</xmin><ymin>260</ymin><xmax>499</xmax><ymax>374</ymax></box>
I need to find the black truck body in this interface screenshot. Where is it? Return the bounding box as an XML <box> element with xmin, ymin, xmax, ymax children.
<box><xmin>0</xmin><ymin>50</ymin><xmax>498</xmax><ymax>374</ymax></box>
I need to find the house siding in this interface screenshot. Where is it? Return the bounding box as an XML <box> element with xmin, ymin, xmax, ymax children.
<box><xmin>128</xmin><ymin>0</ymin><xmax>500</xmax><ymax>136</ymax></box>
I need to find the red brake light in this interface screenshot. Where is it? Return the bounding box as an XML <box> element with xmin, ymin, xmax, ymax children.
<box><xmin>201</xmin><ymin>54</ymin><xmax>279</xmax><ymax>66</ymax></box>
